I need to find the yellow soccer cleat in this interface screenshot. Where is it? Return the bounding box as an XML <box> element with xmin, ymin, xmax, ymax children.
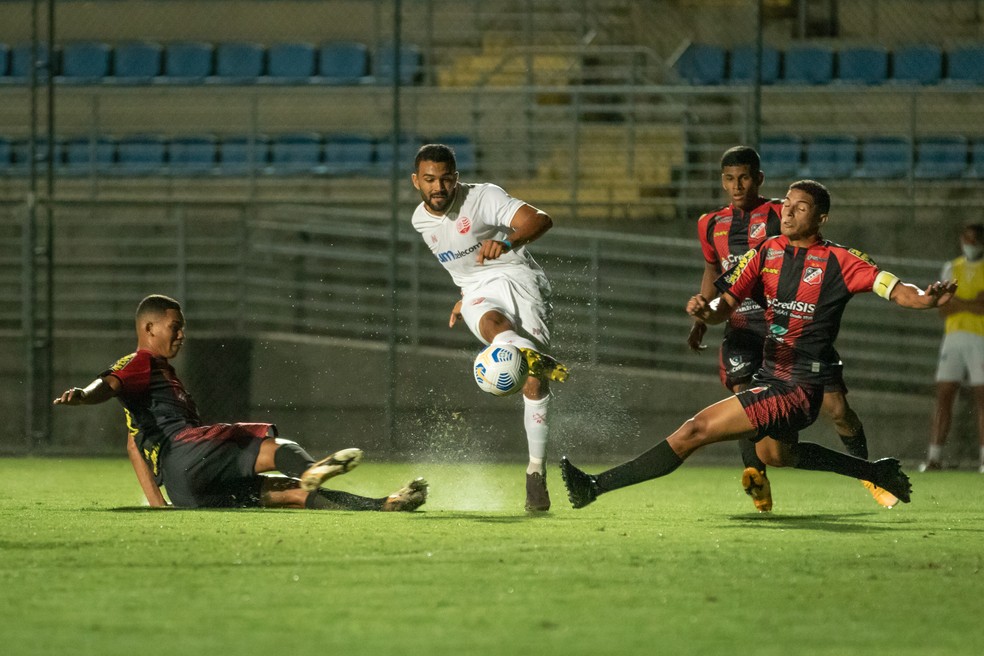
<box><xmin>741</xmin><ymin>467</ymin><xmax>773</xmax><ymax>512</ymax></box>
<box><xmin>519</xmin><ymin>348</ymin><xmax>570</xmax><ymax>383</ymax></box>
<box><xmin>861</xmin><ymin>479</ymin><xmax>899</xmax><ymax>509</ymax></box>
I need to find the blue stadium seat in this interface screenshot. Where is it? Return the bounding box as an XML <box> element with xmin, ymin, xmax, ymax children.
<box><xmin>675</xmin><ymin>44</ymin><xmax>726</xmax><ymax>85</ymax></box>
<box><xmin>837</xmin><ymin>47</ymin><xmax>888</xmax><ymax>85</ymax></box>
<box><xmin>63</xmin><ymin>136</ymin><xmax>115</xmax><ymax>175</ymax></box>
<box><xmin>10</xmin><ymin>137</ymin><xmax>60</xmax><ymax>174</ymax></box>
<box><xmin>59</xmin><ymin>41</ymin><xmax>111</xmax><ymax>83</ymax></box>
<box><xmin>168</xmin><ymin>134</ymin><xmax>217</xmax><ymax>174</ymax></box>
<box><xmin>217</xmin><ymin>135</ymin><xmax>269</xmax><ymax>175</ymax></box>
<box><xmin>10</xmin><ymin>43</ymin><xmax>51</xmax><ymax>81</ymax></box>
<box><xmin>112</xmin><ymin>41</ymin><xmax>162</xmax><ymax>84</ymax></box>
<box><xmin>318</xmin><ymin>42</ymin><xmax>371</xmax><ymax>84</ymax></box>
<box><xmin>265</xmin><ymin>43</ymin><xmax>316</xmax><ymax>83</ymax></box>
<box><xmin>323</xmin><ymin>133</ymin><xmax>374</xmax><ymax>174</ymax></box>
<box><xmin>759</xmin><ymin>134</ymin><xmax>802</xmax><ymax>178</ymax></box>
<box><xmin>890</xmin><ymin>45</ymin><xmax>942</xmax><ymax>85</ymax></box>
<box><xmin>728</xmin><ymin>44</ymin><xmax>780</xmax><ymax>85</ymax></box>
<box><xmin>374</xmin><ymin>134</ymin><xmax>421</xmax><ymax>174</ymax></box>
<box><xmin>269</xmin><ymin>132</ymin><xmax>324</xmax><ymax>174</ymax></box>
<box><xmin>435</xmin><ymin>135</ymin><xmax>477</xmax><ymax>173</ymax></box>
<box><xmin>946</xmin><ymin>46</ymin><xmax>984</xmax><ymax>85</ymax></box>
<box><xmin>855</xmin><ymin>137</ymin><xmax>910</xmax><ymax>178</ymax></box>
<box><xmin>0</xmin><ymin>136</ymin><xmax>11</xmax><ymax>172</ymax></box>
<box><xmin>781</xmin><ymin>46</ymin><xmax>834</xmax><ymax>85</ymax></box>
<box><xmin>914</xmin><ymin>137</ymin><xmax>968</xmax><ymax>179</ymax></box>
<box><xmin>114</xmin><ymin>134</ymin><xmax>167</xmax><ymax>175</ymax></box>
<box><xmin>802</xmin><ymin>135</ymin><xmax>857</xmax><ymax>178</ymax></box>
<box><xmin>969</xmin><ymin>140</ymin><xmax>984</xmax><ymax>178</ymax></box>
<box><xmin>211</xmin><ymin>42</ymin><xmax>264</xmax><ymax>83</ymax></box>
<box><xmin>0</xmin><ymin>43</ymin><xmax>12</xmax><ymax>81</ymax></box>
<box><xmin>374</xmin><ymin>43</ymin><xmax>423</xmax><ymax>85</ymax></box>
<box><xmin>160</xmin><ymin>42</ymin><xmax>213</xmax><ymax>83</ymax></box>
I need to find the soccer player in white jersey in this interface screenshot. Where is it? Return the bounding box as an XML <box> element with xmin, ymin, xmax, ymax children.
<box><xmin>411</xmin><ymin>143</ymin><xmax>569</xmax><ymax>511</ymax></box>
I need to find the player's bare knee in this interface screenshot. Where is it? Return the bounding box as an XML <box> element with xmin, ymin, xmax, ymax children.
<box><xmin>478</xmin><ymin>310</ymin><xmax>514</xmax><ymax>342</ymax></box>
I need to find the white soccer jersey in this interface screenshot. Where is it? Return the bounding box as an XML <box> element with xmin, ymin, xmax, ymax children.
<box><xmin>411</xmin><ymin>182</ymin><xmax>546</xmax><ymax>292</ymax></box>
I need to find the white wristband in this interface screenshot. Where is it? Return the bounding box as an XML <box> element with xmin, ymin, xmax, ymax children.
<box><xmin>873</xmin><ymin>271</ymin><xmax>900</xmax><ymax>300</ymax></box>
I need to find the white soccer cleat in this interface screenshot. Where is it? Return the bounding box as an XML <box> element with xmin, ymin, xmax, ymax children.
<box><xmin>382</xmin><ymin>477</ymin><xmax>428</xmax><ymax>512</ymax></box>
<box><xmin>299</xmin><ymin>448</ymin><xmax>363</xmax><ymax>491</ymax></box>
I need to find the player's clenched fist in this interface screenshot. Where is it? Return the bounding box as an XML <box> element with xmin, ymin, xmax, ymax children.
<box><xmin>686</xmin><ymin>294</ymin><xmax>711</xmax><ymax>320</ymax></box>
<box><xmin>476</xmin><ymin>239</ymin><xmax>511</xmax><ymax>265</ymax></box>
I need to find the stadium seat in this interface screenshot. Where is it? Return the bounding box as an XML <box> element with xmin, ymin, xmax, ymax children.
<box><xmin>914</xmin><ymin>137</ymin><xmax>968</xmax><ymax>179</ymax></box>
<box><xmin>373</xmin><ymin>43</ymin><xmax>423</xmax><ymax>85</ymax></box>
<box><xmin>62</xmin><ymin>136</ymin><xmax>115</xmax><ymax>175</ymax></box>
<box><xmin>168</xmin><ymin>134</ymin><xmax>217</xmax><ymax>174</ymax></box>
<box><xmin>59</xmin><ymin>41</ymin><xmax>111</xmax><ymax>83</ymax></box>
<box><xmin>890</xmin><ymin>45</ymin><xmax>943</xmax><ymax>85</ymax></box>
<box><xmin>217</xmin><ymin>134</ymin><xmax>269</xmax><ymax>175</ymax></box>
<box><xmin>374</xmin><ymin>134</ymin><xmax>421</xmax><ymax>174</ymax></box>
<box><xmin>9</xmin><ymin>42</ymin><xmax>51</xmax><ymax>81</ymax></box>
<box><xmin>265</xmin><ymin>42</ymin><xmax>316</xmax><ymax>83</ymax></box>
<box><xmin>112</xmin><ymin>41</ymin><xmax>163</xmax><ymax>84</ymax></box>
<box><xmin>323</xmin><ymin>133</ymin><xmax>374</xmax><ymax>174</ymax></box>
<box><xmin>728</xmin><ymin>44</ymin><xmax>780</xmax><ymax>85</ymax></box>
<box><xmin>435</xmin><ymin>135</ymin><xmax>477</xmax><ymax>173</ymax></box>
<box><xmin>269</xmin><ymin>132</ymin><xmax>324</xmax><ymax>174</ymax></box>
<box><xmin>781</xmin><ymin>46</ymin><xmax>834</xmax><ymax>85</ymax></box>
<box><xmin>160</xmin><ymin>42</ymin><xmax>213</xmax><ymax>83</ymax></box>
<box><xmin>318</xmin><ymin>42</ymin><xmax>371</xmax><ymax>84</ymax></box>
<box><xmin>9</xmin><ymin>137</ymin><xmax>62</xmax><ymax>174</ymax></box>
<box><xmin>115</xmin><ymin>134</ymin><xmax>167</xmax><ymax>175</ymax></box>
<box><xmin>758</xmin><ymin>134</ymin><xmax>802</xmax><ymax>178</ymax></box>
<box><xmin>0</xmin><ymin>43</ymin><xmax>9</xmax><ymax>80</ymax></box>
<box><xmin>211</xmin><ymin>42</ymin><xmax>265</xmax><ymax>83</ymax></box>
<box><xmin>837</xmin><ymin>47</ymin><xmax>888</xmax><ymax>85</ymax></box>
<box><xmin>945</xmin><ymin>46</ymin><xmax>984</xmax><ymax>85</ymax></box>
<box><xmin>0</xmin><ymin>136</ymin><xmax>11</xmax><ymax>172</ymax></box>
<box><xmin>855</xmin><ymin>137</ymin><xmax>910</xmax><ymax>178</ymax></box>
<box><xmin>802</xmin><ymin>135</ymin><xmax>857</xmax><ymax>178</ymax></box>
<box><xmin>675</xmin><ymin>44</ymin><xmax>726</xmax><ymax>85</ymax></box>
<box><xmin>969</xmin><ymin>140</ymin><xmax>984</xmax><ymax>178</ymax></box>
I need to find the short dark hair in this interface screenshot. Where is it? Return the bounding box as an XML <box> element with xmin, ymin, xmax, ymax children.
<box><xmin>963</xmin><ymin>222</ymin><xmax>984</xmax><ymax>241</ymax></box>
<box><xmin>136</xmin><ymin>294</ymin><xmax>182</xmax><ymax>320</ymax></box>
<box><xmin>720</xmin><ymin>146</ymin><xmax>761</xmax><ymax>174</ymax></box>
<box><xmin>414</xmin><ymin>144</ymin><xmax>457</xmax><ymax>172</ymax></box>
<box><xmin>788</xmin><ymin>179</ymin><xmax>831</xmax><ymax>215</ymax></box>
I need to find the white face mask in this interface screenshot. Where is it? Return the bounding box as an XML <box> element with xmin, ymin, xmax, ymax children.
<box><xmin>962</xmin><ymin>243</ymin><xmax>983</xmax><ymax>261</ymax></box>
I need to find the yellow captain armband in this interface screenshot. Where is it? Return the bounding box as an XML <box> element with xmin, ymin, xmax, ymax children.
<box><xmin>873</xmin><ymin>271</ymin><xmax>900</xmax><ymax>300</ymax></box>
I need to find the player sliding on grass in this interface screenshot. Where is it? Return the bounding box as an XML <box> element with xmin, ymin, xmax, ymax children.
<box><xmin>54</xmin><ymin>294</ymin><xmax>428</xmax><ymax>511</ymax></box>
<box><xmin>690</xmin><ymin>146</ymin><xmax>898</xmax><ymax>510</ymax></box>
<box><xmin>411</xmin><ymin>143</ymin><xmax>568</xmax><ymax>512</ymax></box>
<box><xmin>561</xmin><ymin>180</ymin><xmax>956</xmax><ymax>509</ymax></box>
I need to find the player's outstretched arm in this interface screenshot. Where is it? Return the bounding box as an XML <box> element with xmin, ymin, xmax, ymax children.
<box><xmin>127</xmin><ymin>432</ymin><xmax>168</xmax><ymax>507</ymax></box>
<box><xmin>886</xmin><ymin>277</ymin><xmax>958</xmax><ymax>310</ymax></box>
<box><xmin>688</xmin><ymin>261</ymin><xmax>720</xmax><ymax>351</ymax></box>
<box><xmin>687</xmin><ymin>292</ymin><xmax>738</xmax><ymax>325</ymax></box>
<box><xmin>477</xmin><ymin>204</ymin><xmax>552</xmax><ymax>264</ymax></box>
<box><xmin>52</xmin><ymin>376</ymin><xmax>119</xmax><ymax>406</ymax></box>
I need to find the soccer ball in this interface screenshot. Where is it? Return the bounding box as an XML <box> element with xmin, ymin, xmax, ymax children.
<box><xmin>473</xmin><ymin>343</ymin><xmax>529</xmax><ymax>397</ymax></box>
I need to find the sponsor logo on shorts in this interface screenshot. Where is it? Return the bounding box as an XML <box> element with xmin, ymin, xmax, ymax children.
<box><xmin>455</xmin><ymin>216</ymin><xmax>472</xmax><ymax>234</ymax></box>
<box><xmin>803</xmin><ymin>266</ymin><xmax>823</xmax><ymax>286</ymax></box>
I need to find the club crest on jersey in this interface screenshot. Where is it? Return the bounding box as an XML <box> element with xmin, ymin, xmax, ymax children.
<box><xmin>749</xmin><ymin>223</ymin><xmax>766</xmax><ymax>240</ymax></box>
<box><xmin>803</xmin><ymin>266</ymin><xmax>823</xmax><ymax>286</ymax></box>
<box><xmin>455</xmin><ymin>216</ymin><xmax>472</xmax><ymax>234</ymax></box>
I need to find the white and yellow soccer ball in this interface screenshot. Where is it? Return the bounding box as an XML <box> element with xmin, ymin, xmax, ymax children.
<box><xmin>473</xmin><ymin>343</ymin><xmax>529</xmax><ymax>397</ymax></box>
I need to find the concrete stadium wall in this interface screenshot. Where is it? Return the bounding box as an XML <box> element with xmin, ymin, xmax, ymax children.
<box><xmin>20</xmin><ymin>331</ymin><xmax>969</xmax><ymax>468</ymax></box>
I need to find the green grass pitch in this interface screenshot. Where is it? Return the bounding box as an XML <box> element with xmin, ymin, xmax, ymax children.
<box><xmin>1</xmin><ymin>458</ymin><xmax>982</xmax><ymax>656</ymax></box>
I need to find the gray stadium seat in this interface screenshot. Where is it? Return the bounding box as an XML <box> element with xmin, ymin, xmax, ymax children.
<box><xmin>675</xmin><ymin>44</ymin><xmax>726</xmax><ymax>85</ymax></box>
<box><xmin>728</xmin><ymin>44</ymin><xmax>780</xmax><ymax>85</ymax></box>
<box><xmin>890</xmin><ymin>45</ymin><xmax>942</xmax><ymax>85</ymax></box>
<box><xmin>59</xmin><ymin>41</ymin><xmax>112</xmax><ymax>84</ymax></box>
<box><xmin>855</xmin><ymin>137</ymin><xmax>910</xmax><ymax>178</ymax></box>
<box><xmin>802</xmin><ymin>135</ymin><xmax>857</xmax><ymax>178</ymax></box>
<box><xmin>318</xmin><ymin>42</ymin><xmax>371</xmax><ymax>84</ymax></box>
<box><xmin>837</xmin><ymin>47</ymin><xmax>888</xmax><ymax>85</ymax></box>
<box><xmin>914</xmin><ymin>137</ymin><xmax>968</xmax><ymax>179</ymax></box>
<box><xmin>781</xmin><ymin>46</ymin><xmax>833</xmax><ymax>85</ymax></box>
<box><xmin>112</xmin><ymin>41</ymin><xmax>163</xmax><ymax>84</ymax></box>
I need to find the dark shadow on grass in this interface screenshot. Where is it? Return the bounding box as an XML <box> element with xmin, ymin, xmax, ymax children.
<box><xmin>411</xmin><ymin>511</ymin><xmax>549</xmax><ymax>523</ymax></box>
<box><xmin>724</xmin><ymin>512</ymin><xmax>911</xmax><ymax>533</ymax></box>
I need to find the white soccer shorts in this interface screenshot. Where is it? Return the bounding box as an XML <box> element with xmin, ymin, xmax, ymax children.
<box><xmin>935</xmin><ymin>330</ymin><xmax>984</xmax><ymax>385</ymax></box>
<box><xmin>460</xmin><ymin>275</ymin><xmax>552</xmax><ymax>350</ymax></box>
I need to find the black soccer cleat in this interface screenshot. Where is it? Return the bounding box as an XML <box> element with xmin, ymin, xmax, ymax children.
<box><xmin>560</xmin><ymin>456</ymin><xmax>599</xmax><ymax>509</ymax></box>
<box><xmin>868</xmin><ymin>458</ymin><xmax>912</xmax><ymax>504</ymax></box>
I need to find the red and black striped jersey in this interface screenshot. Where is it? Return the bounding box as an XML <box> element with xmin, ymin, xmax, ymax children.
<box><xmin>714</xmin><ymin>235</ymin><xmax>881</xmax><ymax>386</ymax></box>
<box><xmin>102</xmin><ymin>349</ymin><xmax>202</xmax><ymax>480</ymax></box>
<box><xmin>697</xmin><ymin>197</ymin><xmax>782</xmax><ymax>333</ymax></box>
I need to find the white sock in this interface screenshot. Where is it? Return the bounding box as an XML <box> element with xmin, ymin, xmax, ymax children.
<box><xmin>928</xmin><ymin>444</ymin><xmax>943</xmax><ymax>463</ymax></box>
<box><xmin>493</xmin><ymin>329</ymin><xmax>538</xmax><ymax>352</ymax></box>
<box><xmin>524</xmin><ymin>394</ymin><xmax>550</xmax><ymax>474</ymax></box>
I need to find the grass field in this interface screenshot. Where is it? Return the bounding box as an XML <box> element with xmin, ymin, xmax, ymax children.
<box><xmin>1</xmin><ymin>458</ymin><xmax>982</xmax><ymax>656</ymax></box>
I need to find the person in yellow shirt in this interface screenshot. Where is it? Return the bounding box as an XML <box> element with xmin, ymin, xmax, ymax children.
<box><xmin>923</xmin><ymin>222</ymin><xmax>984</xmax><ymax>473</ymax></box>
